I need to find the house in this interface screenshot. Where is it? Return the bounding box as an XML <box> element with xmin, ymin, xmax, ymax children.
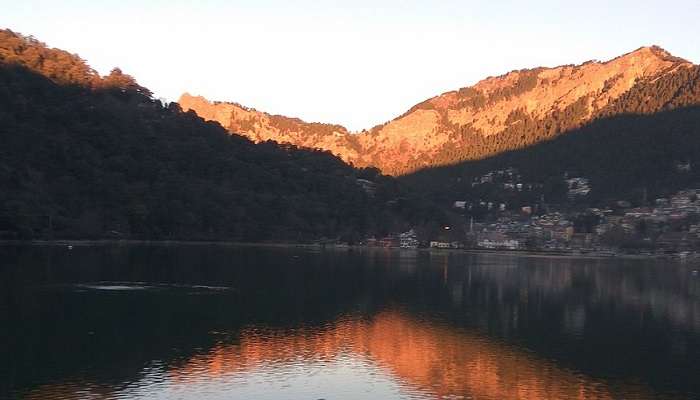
<box><xmin>566</xmin><ymin>177</ymin><xmax>591</xmax><ymax>198</ymax></box>
<box><xmin>355</xmin><ymin>179</ymin><xmax>376</xmax><ymax>196</ymax></box>
<box><xmin>477</xmin><ymin>238</ymin><xmax>521</xmax><ymax>250</ymax></box>
<box><xmin>399</xmin><ymin>229</ymin><xmax>419</xmax><ymax>248</ymax></box>
<box><xmin>476</xmin><ymin>231</ymin><xmax>521</xmax><ymax>250</ymax></box>
<box><xmin>676</xmin><ymin>161</ymin><xmax>692</xmax><ymax>172</ymax></box>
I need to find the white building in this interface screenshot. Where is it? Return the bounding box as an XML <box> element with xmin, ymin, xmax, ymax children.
<box><xmin>399</xmin><ymin>229</ymin><xmax>419</xmax><ymax>248</ymax></box>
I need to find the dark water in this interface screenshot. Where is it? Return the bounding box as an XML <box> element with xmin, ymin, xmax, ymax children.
<box><xmin>1</xmin><ymin>245</ymin><xmax>699</xmax><ymax>399</ymax></box>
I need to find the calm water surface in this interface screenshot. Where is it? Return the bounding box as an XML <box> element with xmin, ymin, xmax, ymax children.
<box><xmin>1</xmin><ymin>245</ymin><xmax>699</xmax><ymax>399</ymax></box>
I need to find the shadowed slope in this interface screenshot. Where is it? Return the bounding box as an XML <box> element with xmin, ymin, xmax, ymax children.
<box><xmin>400</xmin><ymin>104</ymin><xmax>700</xmax><ymax>206</ymax></box>
<box><xmin>0</xmin><ymin>29</ymin><xmax>443</xmax><ymax>240</ymax></box>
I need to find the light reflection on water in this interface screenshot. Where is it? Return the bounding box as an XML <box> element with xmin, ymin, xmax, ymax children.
<box><xmin>28</xmin><ymin>354</ymin><xmax>426</xmax><ymax>400</ymax></box>
<box><xmin>166</xmin><ymin>312</ymin><xmax>643</xmax><ymax>400</ymax></box>
<box><xmin>1</xmin><ymin>245</ymin><xmax>699</xmax><ymax>399</ymax></box>
<box><xmin>22</xmin><ymin>311</ymin><xmax>649</xmax><ymax>400</ymax></box>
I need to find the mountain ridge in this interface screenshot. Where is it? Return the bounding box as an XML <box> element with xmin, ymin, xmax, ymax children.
<box><xmin>179</xmin><ymin>45</ymin><xmax>696</xmax><ymax>175</ymax></box>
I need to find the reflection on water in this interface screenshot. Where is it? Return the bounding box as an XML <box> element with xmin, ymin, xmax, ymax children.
<box><xmin>1</xmin><ymin>245</ymin><xmax>699</xmax><ymax>399</ymax></box>
<box><xmin>166</xmin><ymin>311</ymin><xmax>653</xmax><ymax>400</ymax></box>
<box><xmin>25</xmin><ymin>312</ymin><xmax>650</xmax><ymax>400</ymax></box>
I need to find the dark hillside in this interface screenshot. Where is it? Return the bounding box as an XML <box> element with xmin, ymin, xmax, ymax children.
<box><xmin>402</xmin><ymin>104</ymin><xmax>700</xmax><ymax>208</ymax></box>
<box><xmin>0</xmin><ymin>30</ymin><xmax>442</xmax><ymax>241</ymax></box>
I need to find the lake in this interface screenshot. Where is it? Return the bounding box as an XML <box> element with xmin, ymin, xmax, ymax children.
<box><xmin>1</xmin><ymin>244</ymin><xmax>699</xmax><ymax>399</ymax></box>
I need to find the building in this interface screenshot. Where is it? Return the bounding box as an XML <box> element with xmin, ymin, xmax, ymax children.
<box><xmin>399</xmin><ymin>229</ymin><xmax>419</xmax><ymax>248</ymax></box>
<box><xmin>476</xmin><ymin>231</ymin><xmax>522</xmax><ymax>250</ymax></box>
<box><xmin>566</xmin><ymin>177</ymin><xmax>591</xmax><ymax>198</ymax></box>
<box><xmin>355</xmin><ymin>179</ymin><xmax>376</xmax><ymax>196</ymax></box>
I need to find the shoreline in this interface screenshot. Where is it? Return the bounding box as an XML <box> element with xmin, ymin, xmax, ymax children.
<box><xmin>0</xmin><ymin>239</ymin><xmax>678</xmax><ymax>260</ymax></box>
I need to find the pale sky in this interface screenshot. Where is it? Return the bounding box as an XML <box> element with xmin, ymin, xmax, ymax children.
<box><xmin>2</xmin><ymin>0</ymin><xmax>698</xmax><ymax>131</ymax></box>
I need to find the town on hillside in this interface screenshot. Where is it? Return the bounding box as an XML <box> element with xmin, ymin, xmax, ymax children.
<box><xmin>358</xmin><ymin>168</ymin><xmax>700</xmax><ymax>259</ymax></box>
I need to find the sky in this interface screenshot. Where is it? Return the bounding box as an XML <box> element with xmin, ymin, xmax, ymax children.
<box><xmin>2</xmin><ymin>0</ymin><xmax>699</xmax><ymax>131</ymax></box>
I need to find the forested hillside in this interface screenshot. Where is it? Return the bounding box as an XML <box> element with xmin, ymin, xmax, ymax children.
<box><xmin>3</xmin><ymin>27</ymin><xmax>698</xmax><ymax>241</ymax></box>
<box><xmin>403</xmin><ymin>102</ymin><xmax>700</xmax><ymax>210</ymax></box>
<box><xmin>178</xmin><ymin>43</ymin><xmax>700</xmax><ymax>209</ymax></box>
<box><xmin>0</xmin><ymin>29</ymin><xmax>443</xmax><ymax>241</ymax></box>
<box><xmin>182</xmin><ymin>46</ymin><xmax>696</xmax><ymax>175</ymax></box>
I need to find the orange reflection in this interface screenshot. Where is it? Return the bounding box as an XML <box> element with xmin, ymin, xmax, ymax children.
<box><xmin>23</xmin><ymin>312</ymin><xmax>652</xmax><ymax>399</ymax></box>
<box><xmin>171</xmin><ymin>311</ymin><xmax>650</xmax><ymax>399</ymax></box>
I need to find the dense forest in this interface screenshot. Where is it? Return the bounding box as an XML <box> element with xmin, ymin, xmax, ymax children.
<box><xmin>0</xmin><ymin>29</ymin><xmax>444</xmax><ymax>241</ymax></box>
<box><xmin>3</xmin><ymin>27</ymin><xmax>700</xmax><ymax>241</ymax></box>
<box><xmin>403</xmin><ymin>97</ymin><xmax>700</xmax><ymax>209</ymax></box>
<box><xmin>430</xmin><ymin>64</ymin><xmax>700</xmax><ymax>169</ymax></box>
<box><xmin>401</xmin><ymin>60</ymin><xmax>700</xmax><ymax>205</ymax></box>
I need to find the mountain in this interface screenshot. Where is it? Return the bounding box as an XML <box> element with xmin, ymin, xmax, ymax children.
<box><xmin>180</xmin><ymin>46</ymin><xmax>696</xmax><ymax>175</ymax></box>
<box><xmin>178</xmin><ymin>94</ymin><xmax>360</xmax><ymax>161</ymax></box>
<box><xmin>0</xmin><ymin>29</ymin><xmax>444</xmax><ymax>241</ymax></box>
<box><xmin>402</xmin><ymin>56</ymin><xmax>700</xmax><ymax>206</ymax></box>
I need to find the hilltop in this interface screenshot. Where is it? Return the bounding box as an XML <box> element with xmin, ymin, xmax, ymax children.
<box><xmin>180</xmin><ymin>46</ymin><xmax>696</xmax><ymax>175</ymax></box>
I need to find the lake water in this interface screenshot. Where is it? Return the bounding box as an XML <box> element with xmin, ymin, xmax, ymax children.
<box><xmin>1</xmin><ymin>245</ymin><xmax>699</xmax><ymax>399</ymax></box>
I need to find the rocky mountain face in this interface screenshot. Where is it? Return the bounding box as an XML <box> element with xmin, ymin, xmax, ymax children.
<box><xmin>179</xmin><ymin>46</ymin><xmax>695</xmax><ymax>175</ymax></box>
<box><xmin>177</xmin><ymin>94</ymin><xmax>359</xmax><ymax>159</ymax></box>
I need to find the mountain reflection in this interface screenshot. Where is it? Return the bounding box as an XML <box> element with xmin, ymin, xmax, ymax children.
<box><xmin>3</xmin><ymin>246</ymin><xmax>699</xmax><ymax>399</ymax></box>
<box><xmin>167</xmin><ymin>311</ymin><xmax>649</xmax><ymax>400</ymax></box>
